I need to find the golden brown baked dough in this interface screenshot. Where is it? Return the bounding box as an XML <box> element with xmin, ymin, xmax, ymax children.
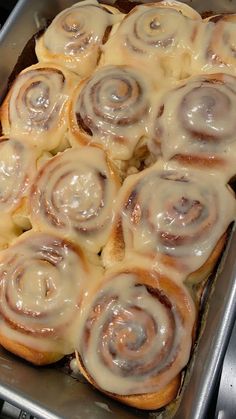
<box><xmin>0</xmin><ymin>214</ymin><xmax>22</xmax><ymax>251</ymax></box>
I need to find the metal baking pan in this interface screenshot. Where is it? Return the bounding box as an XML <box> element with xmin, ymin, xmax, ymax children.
<box><xmin>1</xmin><ymin>1</ymin><xmax>236</xmax><ymax>418</ymax></box>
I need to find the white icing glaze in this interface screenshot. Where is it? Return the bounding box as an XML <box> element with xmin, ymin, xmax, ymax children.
<box><xmin>191</xmin><ymin>17</ymin><xmax>236</xmax><ymax>76</ymax></box>
<box><xmin>69</xmin><ymin>65</ymin><xmax>153</xmax><ymax>160</ymax></box>
<box><xmin>5</xmin><ymin>63</ymin><xmax>78</xmax><ymax>152</ymax></box>
<box><xmin>36</xmin><ymin>0</ymin><xmax>122</xmax><ymax>76</ymax></box>
<box><xmin>30</xmin><ymin>147</ymin><xmax>120</xmax><ymax>253</ymax></box>
<box><xmin>0</xmin><ymin>137</ymin><xmax>37</xmax><ymax>213</ymax></box>
<box><xmin>101</xmin><ymin>3</ymin><xmax>201</xmax><ymax>82</ymax></box>
<box><xmin>148</xmin><ymin>73</ymin><xmax>236</xmax><ymax>181</ymax></box>
<box><xmin>104</xmin><ymin>162</ymin><xmax>236</xmax><ymax>274</ymax></box>
<box><xmin>0</xmin><ymin>231</ymin><xmax>94</xmax><ymax>353</ymax></box>
<box><xmin>70</xmin><ymin>356</ymin><xmax>81</xmax><ymax>376</ymax></box>
<box><xmin>77</xmin><ymin>262</ymin><xmax>196</xmax><ymax>395</ymax></box>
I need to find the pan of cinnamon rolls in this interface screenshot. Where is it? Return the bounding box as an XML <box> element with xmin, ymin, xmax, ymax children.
<box><xmin>1</xmin><ymin>0</ymin><xmax>236</xmax><ymax>416</ymax></box>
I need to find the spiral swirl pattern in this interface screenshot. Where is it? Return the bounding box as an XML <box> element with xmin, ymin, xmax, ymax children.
<box><xmin>105</xmin><ymin>165</ymin><xmax>236</xmax><ymax>273</ymax></box>
<box><xmin>123</xmin><ymin>6</ymin><xmax>195</xmax><ymax>52</ymax></box>
<box><xmin>101</xmin><ymin>3</ymin><xmax>201</xmax><ymax>80</ymax></box>
<box><xmin>30</xmin><ymin>147</ymin><xmax>119</xmax><ymax>253</ymax></box>
<box><xmin>192</xmin><ymin>16</ymin><xmax>236</xmax><ymax>75</ymax></box>
<box><xmin>36</xmin><ymin>0</ymin><xmax>120</xmax><ymax>76</ymax></box>
<box><xmin>0</xmin><ymin>232</ymin><xmax>91</xmax><ymax>354</ymax></box>
<box><xmin>0</xmin><ymin>136</ymin><xmax>36</xmax><ymax>213</ymax></box>
<box><xmin>77</xmin><ymin>265</ymin><xmax>195</xmax><ymax>398</ymax></box>
<box><xmin>148</xmin><ymin>74</ymin><xmax>236</xmax><ymax>178</ymax></box>
<box><xmin>69</xmin><ymin>65</ymin><xmax>151</xmax><ymax>160</ymax></box>
<box><xmin>2</xmin><ymin>64</ymin><xmax>76</xmax><ymax>152</ymax></box>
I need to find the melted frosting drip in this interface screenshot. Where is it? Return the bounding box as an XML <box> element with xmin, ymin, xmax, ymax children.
<box><xmin>78</xmin><ymin>265</ymin><xmax>195</xmax><ymax>395</ymax></box>
<box><xmin>30</xmin><ymin>147</ymin><xmax>119</xmax><ymax>253</ymax></box>
<box><xmin>0</xmin><ymin>232</ymin><xmax>92</xmax><ymax>353</ymax></box>
<box><xmin>70</xmin><ymin>65</ymin><xmax>152</xmax><ymax>159</ymax></box>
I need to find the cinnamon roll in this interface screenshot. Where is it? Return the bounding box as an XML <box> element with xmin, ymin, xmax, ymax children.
<box><xmin>68</xmin><ymin>65</ymin><xmax>152</xmax><ymax>163</ymax></box>
<box><xmin>148</xmin><ymin>73</ymin><xmax>236</xmax><ymax>180</ymax></box>
<box><xmin>0</xmin><ymin>231</ymin><xmax>97</xmax><ymax>365</ymax></box>
<box><xmin>0</xmin><ymin>136</ymin><xmax>37</xmax><ymax>214</ymax></box>
<box><xmin>0</xmin><ymin>63</ymin><xmax>78</xmax><ymax>152</ymax></box>
<box><xmin>192</xmin><ymin>15</ymin><xmax>236</xmax><ymax>75</ymax></box>
<box><xmin>36</xmin><ymin>0</ymin><xmax>122</xmax><ymax>77</ymax></box>
<box><xmin>102</xmin><ymin>163</ymin><xmax>236</xmax><ymax>276</ymax></box>
<box><xmin>30</xmin><ymin>147</ymin><xmax>120</xmax><ymax>254</ymax></box>
<box><xmin>101</xmin><ymin>2</ymin><xmax>201</xmax><ymax>82</ymax></box>
<box><xmin>76</xmin><ymin>260</ymin><xmax>196</xmax><ymax>410</ymax></box>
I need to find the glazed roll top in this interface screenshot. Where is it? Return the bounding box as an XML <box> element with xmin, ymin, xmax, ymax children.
<box><xmin>101</xmin><ymin>1</ymin><xmax>201</xmax><ymax>82</ymax></box>
<box><xmin>192</xmin><ymin>14</ymin><xmax>236</xmax><ymax>75</ymax></box>
<box><xmin>148</xmin><ymin>73</ymin><xmax>236</xmax><ymax>180</ymax></box>
<box><xmin>103</xmin><ymin>164</ymin><xmax>236</xmax><ymax>274</ymax></box>
<box><xmin>0</xmin><ymin>136</ymin><xmax>37</xmax><ymax>213</ymax></box>
<box><xmin>0</xmin><ymin>231</ymin><xmax>97</xmax><ymax>364</ymax></box>
<box><xmin>1</xmin><ymin>63</ymin><xmax>78</xmax><ymax>152</ymax></box>
<box><xmin>30</xmin><ymin>146</ymin><xmax>120</xmax><ymax>253</ymax></box>
<box><xmin>36</xmin><ymin>0</ymin><xmax>122</xmax><ymax>76</ymax></box>
<box><xmin>68</xmin><ymin>65</ymin><xmax>152</xmax><ymax>160</ymax></box>
<box><xmin>77</xmin><ymin>261</ymin><xmax>196</xmax><ymax>409</ymax></box>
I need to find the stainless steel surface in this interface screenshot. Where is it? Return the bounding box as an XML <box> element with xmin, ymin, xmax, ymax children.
<box><xmin>0</xmin><ymin>1</ymin><xmax>18</xmax><ymax>30</ymax></box>
<box><xmin>0</xmin><ymin>346</ymin><xmax>139</xmax><ymax>419</ymax></box>
<box><xmin>175</xmin><ymin>226</ymin><xmax>236</xmax><ymax>419</ymax></box>
<box><xmin>0</xmin><ymin>400</ymin><xmax>33</xmax><ymax>418</ymax></box>
<box><xmin>0</xmin><ymin>1</ymin><xmax>236</xmax><ymax>418</ymax></box>
<box><xmin>215</xmin><ymin>321</ymin><xmax>236</xmax><ymax>418</ymax></box>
